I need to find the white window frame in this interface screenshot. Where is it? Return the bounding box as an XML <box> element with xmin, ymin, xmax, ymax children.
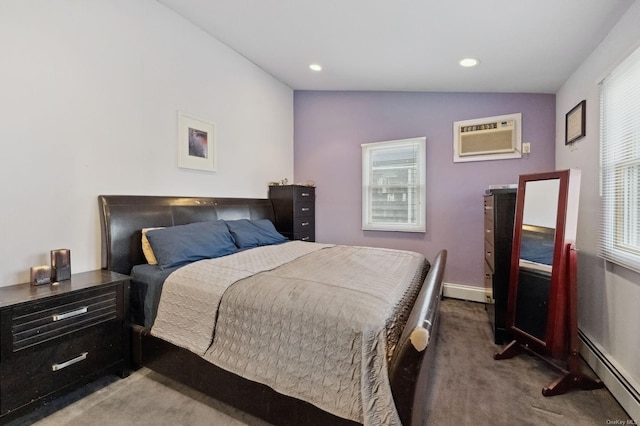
<box><xmin>361</xmin><ymin>137</ymin><xmax>426</xmax><ymax>232</ymax></box>
<box><xmin>599</xmin><ymin>43</ymin><xmax>640</xmax><ymax>273</ymax></box>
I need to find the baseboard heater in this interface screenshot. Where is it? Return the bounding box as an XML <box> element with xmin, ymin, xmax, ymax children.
<box><xmin>579</xmin><ymin>329</ymin><xmax>639</xmax><ymax>420</ymax></box>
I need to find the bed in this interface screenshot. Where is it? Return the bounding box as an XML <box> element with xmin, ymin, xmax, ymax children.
<box><xmin>98</xmin><ymin>195</ymin><xmax>447</xmax><ymax>426</ymax></box>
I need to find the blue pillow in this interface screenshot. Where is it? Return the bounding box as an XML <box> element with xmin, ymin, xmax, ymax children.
<box><xmin>146</xmin><ymin>221</ymin><xmax>237</xmax><ymax>269</ymax></box>
<box><xmin>224</xmin><ymin>219</ymin><xmax>287</xmax><ymax>249</ymax></box>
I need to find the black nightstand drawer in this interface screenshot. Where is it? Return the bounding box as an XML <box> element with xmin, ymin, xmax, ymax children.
<box><xmin>11</xmin><ymin>286</ymin><xmax>117</xmax><ymax>352</ymax></box>
<box><xmin>0</xmin><ymin>322</ymin><xmax>122</xmax><ymax>415</ymax></box>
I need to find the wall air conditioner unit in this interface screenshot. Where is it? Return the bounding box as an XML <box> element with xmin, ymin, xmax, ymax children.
<box><xmin>453</xmin><ymin>113</ymin><xmax>522</xmax><ymax>163</ymax></box>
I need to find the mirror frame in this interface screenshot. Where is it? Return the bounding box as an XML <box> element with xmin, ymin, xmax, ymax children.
<box><xmin>505</xmin><ymin>169</ymin><xmax>581</xmax><ymax>359</ymax></box>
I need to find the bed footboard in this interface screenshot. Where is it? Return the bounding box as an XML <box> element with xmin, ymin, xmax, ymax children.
<box><xmin>389</xmin><ymin>249</ymin><xmax>447</xmax><ymax>426</ymax></box>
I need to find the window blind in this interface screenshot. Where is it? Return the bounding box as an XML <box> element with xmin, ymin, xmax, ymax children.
<box><xmin>370</xmin><ymin>145</ymin><xmax>419</xmax><ymax>224</ymax></box>
<box><xmin>361</xmin><ymin>137</ymin><xmax>426</xmax><ymax>232</ymax></box>
<box><xmin>599</xmin><ymin>44</ymin><xmax>640</xmax><ymax>273</ymax></box>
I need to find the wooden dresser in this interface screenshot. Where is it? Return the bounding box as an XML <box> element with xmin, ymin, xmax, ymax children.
<box><xmin>0</xmin><ymin>270</ymin><xmax>129</xmax><ymax>423</ymax></box>
<box><xmin>484</xmin><ymin>188</ymin><xmax>517</xmax><ymax>345</ymax></box>
<box><xmin>269</xmin><ymin>185</ymin><xmax>316</xmax><ymax>242</ymax></box>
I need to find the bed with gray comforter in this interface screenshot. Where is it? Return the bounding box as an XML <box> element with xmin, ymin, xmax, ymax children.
<box><xmin>99</xmin><ymin>195</ymin><xmax>446</xmax><ymax>426</ymax></box>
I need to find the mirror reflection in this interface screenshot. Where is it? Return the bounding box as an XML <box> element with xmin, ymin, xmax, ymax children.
<box><xmin>513</xmin><ymin>178</ymin><xmax>560</xmax><ymax>341</ymax></box>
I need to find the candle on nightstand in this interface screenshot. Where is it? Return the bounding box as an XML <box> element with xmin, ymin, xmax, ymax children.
<box><xmin>30</xmin><ymin>265</ymin><xmax>51</xmax><ymax>285</ymax></box>
<box><xmin>51</xmin><ymin>249</ymin><xmax>71</xmax><ymax>281</ymax></box>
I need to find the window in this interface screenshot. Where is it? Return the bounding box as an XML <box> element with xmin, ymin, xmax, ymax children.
<box><xmin>362</xmin><ymin>137</ymin><xmax>426</xmax><ymax>232</ymax></box>
<box><xmin>599</xmin><ymin>44</ymin><xmax>640</xmax><ymax>272</ymax></box>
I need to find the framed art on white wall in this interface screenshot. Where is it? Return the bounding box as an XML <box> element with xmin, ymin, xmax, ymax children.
<box><xmin>565</xmin><ymin>100</ymin><xmax>586</xmax><ymax>145</ymax></box>
<box><xmin>177</xmin><ymin>112</ymin><xmax>216</xmax><ymax>172</ymax></box>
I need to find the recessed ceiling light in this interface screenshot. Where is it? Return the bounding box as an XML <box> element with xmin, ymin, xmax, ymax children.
<box><xmin>459</xmin><ymin>58</ymin><xmax>480</xmax><ymax>67</ymax></box>
<box><xmin>309</xmin><ymin>63</ymin><xmax>322</xmax><ymax>72</ymax></box>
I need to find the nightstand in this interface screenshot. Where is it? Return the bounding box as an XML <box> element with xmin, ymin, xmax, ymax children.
<box><xmin>269</xmin><ymin>185</ymin><xmax>316</xmax><ymax>242</ymax></box>
<box><xmin>0</xmin><ymin>270</ymin><xmax>130</xmax><ymax>423</ymax></box>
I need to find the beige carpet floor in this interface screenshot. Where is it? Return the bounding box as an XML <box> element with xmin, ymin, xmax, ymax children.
<box><xmin>7</xmin><ymin>298</ymin><xmax>632</xmax><ymax>425</ymax></box>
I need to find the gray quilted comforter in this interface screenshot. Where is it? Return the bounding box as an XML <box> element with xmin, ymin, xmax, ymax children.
<box><xmin>151</xmin><ymin>241</ymin><xmax>428</xmax><ymax>425</ymax></box>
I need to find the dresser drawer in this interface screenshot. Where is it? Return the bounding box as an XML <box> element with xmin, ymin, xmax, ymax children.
<box><xmin>485</xmin><ymin>239</ymin><xmax>495</xmax><ymax>269</ymax></box>
<box><xmin>293</xmin><ymin>229</ymin><xmax>315</xmax><ymax>242</ymax></box>
<box><xmin>484</xmin><ymin>222</ymin><xmax>494</xmax><ymax>243</ymax></box>
<box><xmin>484</xmin><ymin>199</ymin><xmax>494</xmax><ymax>235</ymax></box>
<box><xmin>0</xmin><ymin>322</ymin><xmax>122</xmax><ymax>415</ymax></box>
<box><xmin>484</xmin><ymin>261</ymin><xmax>494</xmax><ymax>300</ymax></box>
<box><xmin>293</xmin><ymin>187</ymin><xmax>314</xmax><ymax>200</ymax></box>
<box><xmin>293</xmin><ymin>217</ymin><xmax>314</xmax><ymax>233</ymax></box>
<box><xmin>294</xmin><ymin>202</ymin><xmax>314</xmax><ymax>218</ymax></box>
<box><xmin>10</xmin><ymin>286</ymin><xmax>118</xmax><ymax>353</ymax></box>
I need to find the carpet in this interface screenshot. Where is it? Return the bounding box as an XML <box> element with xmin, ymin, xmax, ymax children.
<box><xmin>423</xmin><ymin>299</ymin><xmax>630</xmax><ymax>425</ymax></box>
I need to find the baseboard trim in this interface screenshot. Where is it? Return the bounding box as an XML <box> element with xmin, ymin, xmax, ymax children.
<box><xmin>442</xmin><ymin>282</ymin><xmax>486</xmax><ymax>303</ymax></box>
<box><xmin>579</xmin><ymin>329</ymin><xmax>639</xmax><ymax>421</ymax></box>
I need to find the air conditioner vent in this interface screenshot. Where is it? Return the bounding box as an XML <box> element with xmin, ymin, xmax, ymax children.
<box><xmin>453</xmin><ymin>113</ymin><xmax>522</xmax><ymax>163</ymax></box>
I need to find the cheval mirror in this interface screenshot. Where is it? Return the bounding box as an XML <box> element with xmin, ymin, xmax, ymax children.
<box><xmin>494</xmin><ymin>169</ymin><xmax>603</xmax><ymax>396</ymax></box>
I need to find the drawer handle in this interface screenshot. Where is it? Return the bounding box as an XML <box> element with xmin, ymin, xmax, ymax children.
<box><xmin>301</xmin><ymin>192</ymin><xmax>310</xmax><ymax>197</ymax></box>
<box><xmin>301</xmin><ymin>236</ymin><xmax>310</xmax><ymax>241</ymax></box>
<box><xmin>52</xmin><ymin>306</ymin><xmax>88</xmax><ymax>322</ymax></box>
<box><xmin>486</xmin><ymin>252</ymin><xmax>492</xmax><ymax>256</ymax></box>
<box><xmin>52</xmin><ymin>352</ymin><xmax>88</xmax><ymax>371</ymax></box>
<box><xmin>301</xmin><ymin>207</ymin><xmax>310</xmax><ymax>212</ymax></box>
<box><xmin>301</xmin><ymin>221</ymin><xmax>310</xmax><ymax>226</ymax></box>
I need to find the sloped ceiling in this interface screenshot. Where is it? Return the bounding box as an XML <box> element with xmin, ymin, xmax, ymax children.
<box><xmin>157</xmin><ymin>0</ymin><xmax>634</xmax><ymax>93</ymax></box>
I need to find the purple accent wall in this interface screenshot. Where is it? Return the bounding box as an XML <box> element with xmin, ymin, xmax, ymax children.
<box><xmin>293</xmin><ymin>91</ymin><xmax>555</xmax><ymax>288</ymax></box>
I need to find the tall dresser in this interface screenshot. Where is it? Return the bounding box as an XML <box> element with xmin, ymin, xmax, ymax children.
<box><xmin>268</xmin><ymin>185</ymin><xmax>315</xmax><ymax>242</ymax></box>
<box><xmin>484</xmin><ymin>188</ymin><xmax>517</xmax><ymax>345</ymax></box>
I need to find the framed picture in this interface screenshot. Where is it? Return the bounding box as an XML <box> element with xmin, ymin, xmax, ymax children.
<box><xmin>565</xmin><ymin>100</ymin><xmax>586</xmax><ymax>145</ymax></box>
<box><xmin>177</xmin><ymin>112</ymin><xmax>216</xmax><ymax>172</ymax></box>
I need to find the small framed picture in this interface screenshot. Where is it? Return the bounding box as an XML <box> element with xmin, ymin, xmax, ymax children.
<box><xmin>565</xmin><ymin>100</ymin><xmax>586</xmax><ymax>145</ymax></box>
<box><xmin>177</xmin><ymin>112</ymin><xmax>216</xmax><ymax>172</ymax></box>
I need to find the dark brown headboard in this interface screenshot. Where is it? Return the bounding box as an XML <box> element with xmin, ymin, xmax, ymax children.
<box><xmin>98</xmin><ymin>195</ymin><xmax>276</xmax><ymax>275</ymax></box>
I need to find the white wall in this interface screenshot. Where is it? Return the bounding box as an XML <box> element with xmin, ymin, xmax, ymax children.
<box><xmin>0</xmin><ymin>0</ymin><xmax>293</xmax><ymax>286</ymax></box>
<box><xmin>555</xmin><ymin>0</ymin><xmax>640</xmax><ymax>419</ymax></box>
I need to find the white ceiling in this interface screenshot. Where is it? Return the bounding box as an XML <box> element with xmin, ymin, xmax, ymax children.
<box><xmin>156</xmin><ymin>0</ymin><xmax>635</xmax><ymax>93</ymax></box>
